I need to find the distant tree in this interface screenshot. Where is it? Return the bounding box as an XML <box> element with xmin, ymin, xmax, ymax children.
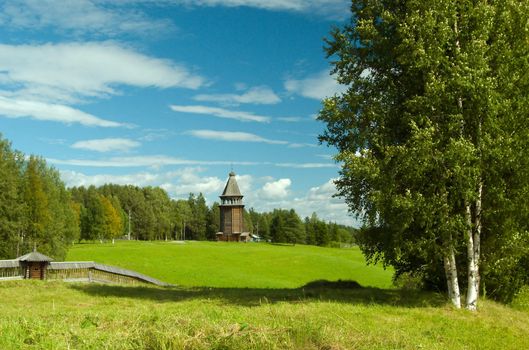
<box><xmin>172</xmin><ymin>199</ymin><xmax>191</xmax><ymax>240</ymax></box>
<box><xmin>248</xmin><ymin>208</ymin><xmax>260</xmax><ymax>232</ymax></box>
<box><xmin>270</xmin><ymin>210</ymin><xmax>286</xmax><ymax>243</ymax></box>
<box><xmin>82</xmin><ymin>186</ymin><xmax>105</xmax><ymax>241</ymax></box>
<box><xmin>206</xmin><ymin>202</ymin><xmax>220</xmax><ymax>240</ymax></box>
<box><xmin>257</xmin><ymin>214</ymin><xmax>270</xmax><ymax>241</ymax></box>
<box><xmin>144</xmin><ymin>187</ymin><xmax>172</xmax><ymax>240</ymax></box>
<box><xmin>100</xmin><ymin>195</ymin><xmax>123</xmax><ymax>241</ymax></box>
<box><xmin>243</xmin><ymin>209</ymin><xmax>253</xmax><ymax>234</ymax></box>
<box><xmin>22</xmin><ymin>157</ymin><xmax>52</xmax><ymax>250</ymax></box>
<box><xmin>284</xmin><ymin>209</ymin><xmax>305</xmax><ymax>245</ymax></box>
<box><xmin>0</xmin><ymin>137</ymin><xmax>24</xmax><ymax>258</ymax></box>
<box><xmin>315</xmin><ymin>220</ymin><xmax>330</xmax><ymax>247</ymax></box>
<box><xmin>304</xmin><ymin>213</ymin><xmax>318</xmax><ymax>246</ymax></box>
<box><xmin>187</xmin><ymin>193</ymin><xmax>208</xmax><ymax>240</ymax></box>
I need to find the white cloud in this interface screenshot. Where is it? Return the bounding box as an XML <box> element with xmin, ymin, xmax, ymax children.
<box><xmin>170</xmin><ymin>105</ymin><xmax>270</xmax><ymax>123</ymax></box>
<box><xmin>259</xmin><ymin>178</ymin><xmax>291</xmax><ymax>199</ymax></box>
<box><xmin>139</xmin><ymin>129</ymin><xmax>176</xmax><ymax>142</ymax></box>
<box><xmin>193</xmin><ymin>86</ymin><xmax>281</xmax><ymax>105</ymax></box>
<box><xmin>60</xmin><ymin>169</ymin><xmax>162</xmax><ymax>188</ymax></box>
<box><xmin>175</xmin><ymin>0</ymin><xmax>349</xmax><ymax>19</ymax></box>
<box><xmin>0</xmin><ymin>0</ymin><xmax>173</xmax><ymax>36</ymax></box>
<box><xmin>161</xmin><ymin>173</ymin><xmax>224</xmax><ymax>197</ymax></box>
<box><xmin>186</xmin><ymin>130</ymin><xmax>288</xmax><ymax>145</ymax></box>
<box><xmin>0</xmin><ymin>96</ymin><xmax>127</xmax><ymax>127</ymax></box>
<box><xmin>275</xmin><ymin>162</ymin><xmax>338</xmax><ymax>169</ymax></box>
<box><xmin>60</xmin><ymin>167</ymin><xmax>225</xmax><ymax>197</ymax></box>
<box><xmin>71</xmin><ymin>138</ymin><xmax>141</xmax><ymax>152</ymax></box>
<box><xmin>284</xmin><ymin>70</ymin><xmax>347</xmax><ymax>100</ymax></box>
<box><xmin>48</xmin><ymin>154</ymin><xmax>337</xmax><ymax>169</ymax></box>
<box><xmin>288</xmin><ymin>143</ymin><xmax>317</xmax><ymax>148</ymax></box>
<box><xmin>47</xmin><ymin>155</ymin><xmax>259</xmax><ymax>168</ymax></box>
<box><xmin>246</xmin><ymin>177</ymin><xmax>356</xmax><ymax>226</ymax></box>
<box><xmin>316</xmin><ymin>154</ymin><xmax>333</xmax><ymax>159</ymax></box>
<box><xmin>0</xmin><ymin>42</ymin><xmax>205</xmax><ymax>104</ymax></box>
<box><xmin>277</xmin><ymin>116</ymin><xmax>303</xmax><ymax>122</ymax></box>
<box><xmin>292</xmin><ymin>178</ymin><xmax>357</xmax><ymax>224</ymax></box>
<box><xmin>233</xmin><ymin>174</ymin><xmax>253</xmax><ymax>195</ymax></box>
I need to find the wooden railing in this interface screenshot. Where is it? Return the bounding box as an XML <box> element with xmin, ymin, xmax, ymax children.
<box><xmin>0</xmin><ymin>267</ymin><xmax>23</xmax><ymax>280</ymax></box>
<box><xmin>0</xmin><ymin>261</ymin><xmax>170</xmax><ymax>287</ymax></box>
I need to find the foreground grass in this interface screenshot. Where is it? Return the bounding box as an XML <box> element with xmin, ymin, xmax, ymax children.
<box><xmin>66</xmin><ymin>241</ymin><xmax>393</xmax><ymax>288</ymax></box>
<box><xmin>1</xmin><ymin>280</ymin><xmax>528</xmax><ymax>350</ymax></box>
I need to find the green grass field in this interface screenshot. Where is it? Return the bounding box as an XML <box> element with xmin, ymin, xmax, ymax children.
<box><xmin>66</xmin><ymin>241</ymin><xmax>393</xmax><ymax>288</ymax></box>
<box><xmin>0</xmin><ymin>241</ymin><xmax>528</xmax><ymax>349</ymax></box>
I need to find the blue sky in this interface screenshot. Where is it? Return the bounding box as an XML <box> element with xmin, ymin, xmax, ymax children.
<box><xmin>0</xmin><ymin>0</ymin><xmax>356</xmax><ymax>225</ymax></box>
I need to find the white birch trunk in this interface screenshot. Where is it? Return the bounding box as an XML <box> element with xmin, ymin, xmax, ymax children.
<box><xmin>443</xmin><ymin>243</ymin><xmax>461</xmax><ymax>308</ymax></box>
<box><xmin>466</xmin><ymin>183</ymin><xmax>482</xmax><ymax>311</ymax></box>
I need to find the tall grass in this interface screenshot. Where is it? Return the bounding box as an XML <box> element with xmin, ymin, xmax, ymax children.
<box><xmin>0</xmin><ymin>280</ymin><xmax>528</xmax><ymax>349</ymax></box>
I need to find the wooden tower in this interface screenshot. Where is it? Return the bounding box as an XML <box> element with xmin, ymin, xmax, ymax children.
<box><xmin>217</xmin><ymin>172</ymin><xmax>249</xmax><ymax>242</ymax></box>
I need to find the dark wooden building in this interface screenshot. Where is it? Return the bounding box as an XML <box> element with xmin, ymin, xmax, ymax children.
<box><xmin>18</xmin><ymin>250</ymin><xmax>53</xmax><ymax>280</ymax></box>
<box><xmin>217</xmin><ymin>172</ymin><xmax>250</xmax><ymax>242</ymax></box>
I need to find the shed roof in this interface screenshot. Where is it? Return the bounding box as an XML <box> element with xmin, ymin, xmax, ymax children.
<box><xmin>220</xmin><ymin>171</ymin><xmax>242</xmax><ymax>197</ymax></box>
<box><xmin>17</xmin><ymin>251</ymin><xmax>54</xmax><ymax>262</ymax></box>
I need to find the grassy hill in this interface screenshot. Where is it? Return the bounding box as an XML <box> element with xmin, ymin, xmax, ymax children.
<box><xmin>65</xmin><ymin>241</ymin><xmax>393</xmax><ymax>288</ymax></box>
<box><xmin>0</xmin><ymin>241</ymin><xmax>527</xmax><ymax>349</ymax></box>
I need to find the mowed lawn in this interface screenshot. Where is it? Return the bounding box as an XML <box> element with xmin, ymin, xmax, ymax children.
<box><xmin>66</xmin><ymin>241</ymin><xmax>393</xmax><ymax>288</ymax></box>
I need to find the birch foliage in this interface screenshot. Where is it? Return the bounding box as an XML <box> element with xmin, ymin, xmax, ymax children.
<box><xmin>319</xmin><ymin>0</ymin><xmax>529</xmax><ymax>307</ymax></box>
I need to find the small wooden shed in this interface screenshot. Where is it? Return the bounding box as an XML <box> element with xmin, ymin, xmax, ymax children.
<box><xmin>17</xmin><ymin>250</ymin><xmax>54</xmax><ymax>280</ymax></box>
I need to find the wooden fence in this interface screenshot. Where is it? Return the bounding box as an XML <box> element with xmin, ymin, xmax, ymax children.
<box><xmin>0</xmin><ymin>260</ymin><xmax>170</xmax><ymax>287</ymax></box>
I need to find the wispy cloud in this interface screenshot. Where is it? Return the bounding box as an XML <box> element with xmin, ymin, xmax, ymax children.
<box><xmin>0</xmin><ymin>42</ymin><xmax>205</xmax><ymax>96</ymax></box>
<box><xmin>71</xmin><ymin>138</ymin><xmax>141</xmax><ymax>152</ymax></box>
<box><xmin>0</xmin><ymin>42</ymin><xmax>206</xmax><ymax>104</ymax></box>
<box><xmin>175</xmin><ymin>0</ymin><xmax>349</xmax><ymax>19</ymax></box>
<box><xmin>288</xmin><ymin>142</ymin><xmax>317</xmax><ymax>148</ymax></box>
<box><xmin>0</xmin><ymin>42</ymin><xmax>206</xmax><ymax>127</ymax></box>
<box><xmin>275</xmin><ymin>162</ymin><xmax>338</xmax><ymax>168</ymax></box>
<box><xmin>0</xmin><ymin>96</ymin><xmax>127</xmax><ymax>127</ymax></box>
<box><xmin>193</xmin><ymin>86</ymin><xmax>281</xmax><ymax>105</ymax></box>
<box><xmin>186</xmin><ymin>129</ymin><xmax>288</xmax><ymax>145</ymax></box>
<box><xmin>47</xmin><ymin>155</ymin><xmax>258</xmax><ymax>168</ymax></box>
<box><xmin>48</xmin><ymin>155</ymin><xmax>336</xmax><ymax>169</ymax></box>
<box><xmin>284</xmin><ymin>70</ymin><xmax>346</xmax><ymax>100</ymax></box>
<box><xmin>277</xmin><ymin>116</ymin><xmax>303</xmax><ymax>122</ymax></box>
<box><xmin>170</xmin><ymin>105</ymin><xmax>270</xmax><ymax>123</ymax></box>
<box><xmin>0</xmin><ymin>0</ymin><xmax>174</xmax><ymax>37</ymax></box>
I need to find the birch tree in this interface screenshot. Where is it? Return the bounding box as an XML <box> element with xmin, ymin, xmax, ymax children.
<box><xmin>319</xmin><ymin>0</ymin><xmax>529</xmax><ymax>309</ymax></box>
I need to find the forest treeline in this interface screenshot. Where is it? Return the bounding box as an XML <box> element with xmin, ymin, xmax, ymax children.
<box><xmin>70</xmin><ymin>184</ymin><xmax>356</xmax><ymax>246</ymax></box>
<box><xmin>0</xmin><ymin>138</ymin><xmax>79</xmax><ymax>260</ymax></box>
<box><xmin>0</xmin><ymin>136</ymin><xmax>355</xmax><ymax>260</ymax></box>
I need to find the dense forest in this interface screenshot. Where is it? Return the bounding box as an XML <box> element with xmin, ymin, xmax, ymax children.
<box><xmin>0</xmin><ymin>137</ymin><xmax>79</xmax><ymax>260</ymax></box>
<box><xmin>0</xmin><ymin>135</ymin><xmax>355</xmax><ymax>260</ymax></box>
<box><xmin>69</xmin><ymin>184</ymin><xmax>356</xmax><ymax>246</ymax></box>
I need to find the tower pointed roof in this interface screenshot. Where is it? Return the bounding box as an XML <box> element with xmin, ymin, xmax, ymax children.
<box><xmin>221</xmin><ymin>171</ymin><xmax>242</xmax><ymax>197</ymax></box>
